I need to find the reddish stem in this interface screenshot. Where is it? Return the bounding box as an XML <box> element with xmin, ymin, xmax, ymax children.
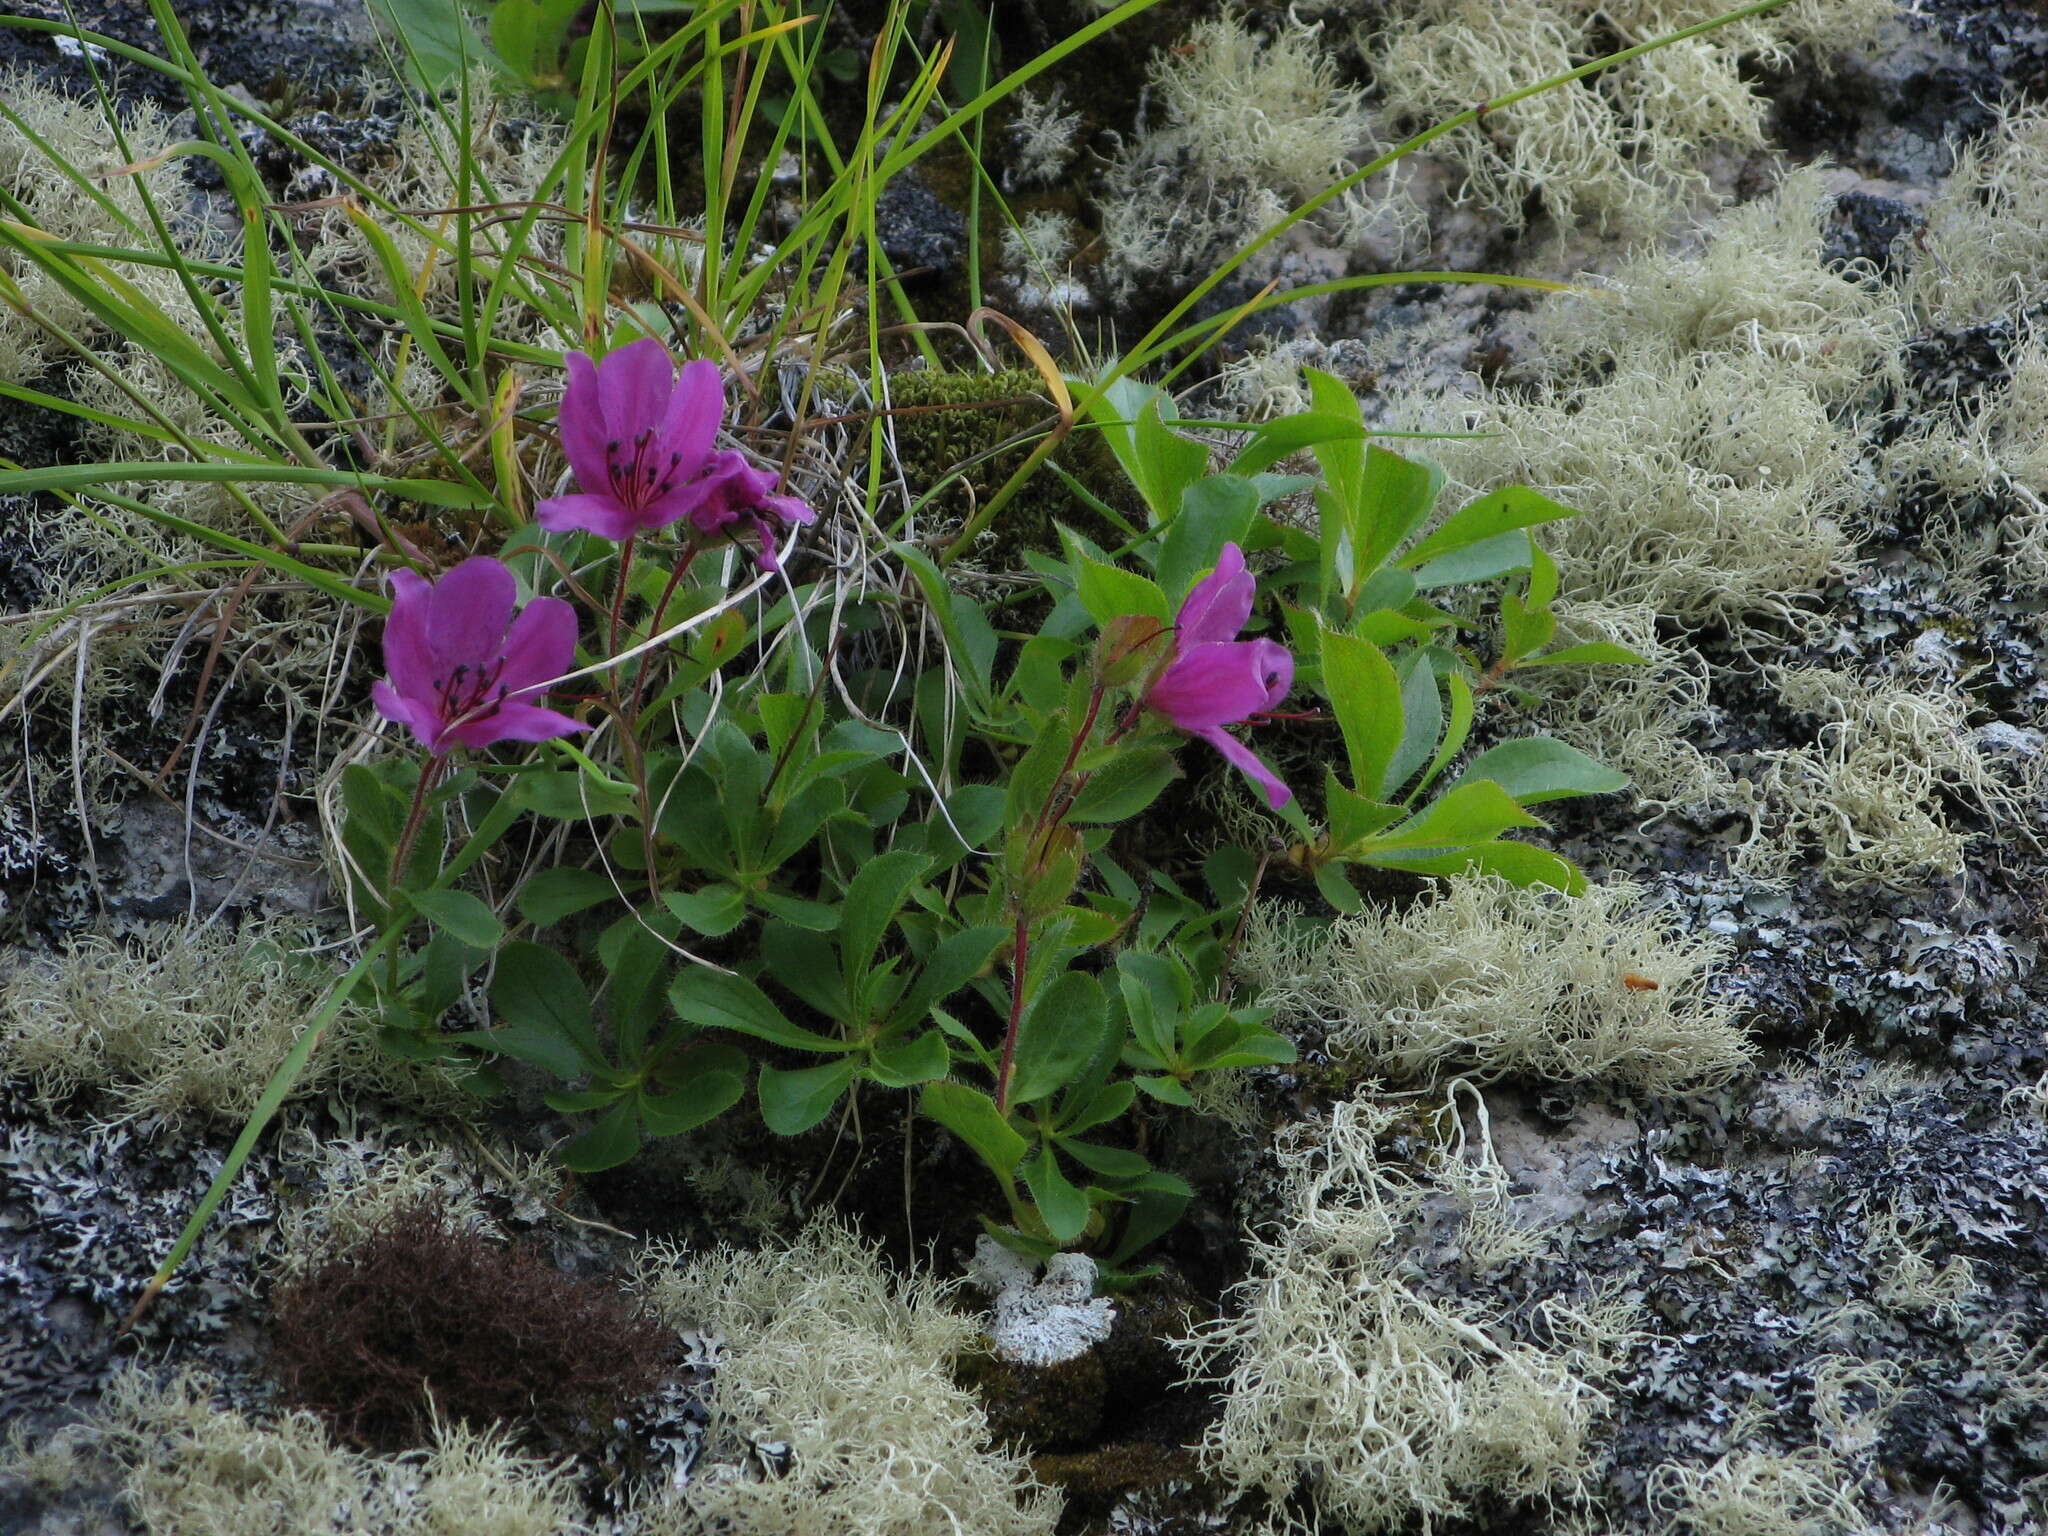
<box><xmin>994</xmin><ymin>909</ymin><xmax>1031</xmax><ymax>1117</ymax></box>
<box><xmin>627</xmin><ymin>539</ymin><xmax>703</xmax><ymax>721</ymax></box>
<box><xmin>608</xmin><ymin>534</ymin><xmax>637</xmax><ymax>662</ymax></box>
<box><xmin>387</xmin><ymin>752</ymin><xmax>449</xmax><ymax>894</ymax></box>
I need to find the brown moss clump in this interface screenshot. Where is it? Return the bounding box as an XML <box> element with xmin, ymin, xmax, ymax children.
<box><xmin>267</xmin><ymin>1201</ymin><xmax>669</xmax><ymax>1451</ymax></box>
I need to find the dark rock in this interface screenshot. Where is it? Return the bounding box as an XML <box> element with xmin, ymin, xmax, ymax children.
<box><xmin>0</xmin><ymin>0</ymin><xmax>373</xmax><ymax>111</ymax></box>
<box><xmin>874</xmin><ymin>169</ymin><xmax>966</xmax><ymax>280</ymax></box>
<box><xmin>1823</xmin><ymin>188</ymin><xmax>1924</xmax><ymax>274</ymax></box>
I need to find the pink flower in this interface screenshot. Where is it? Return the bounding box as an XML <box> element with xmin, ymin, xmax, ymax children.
<box><xmin>535</xmin><ymin>338</ymin><xmax>728</xmax><ymax>541</ymax></box>
<box><xmin>533</xmin><ymin>337</ymin><xmax>815</xmax><ymax>568</ymax></box>
<box><xmin>371</xmin><ymin>556</ymin><xmax>586</xmax><ymax>756</ymax></box>
<box><xmin>1143</xmin><ymin>543</ymin><xmax>1294</xmax><ymax>808</ymax></box>
<box><xmin>684</xmin><ymin>449</ymin><xmax>816</xmax><ymax>572</ymax></box>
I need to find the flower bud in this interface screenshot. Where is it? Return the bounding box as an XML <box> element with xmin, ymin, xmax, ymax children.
<box><xmin>1093</xmin><ymin>613</ymin><xmax>1168</xmax><ymax>687</ymax></box>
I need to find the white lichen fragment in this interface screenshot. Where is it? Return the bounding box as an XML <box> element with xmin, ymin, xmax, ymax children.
<box><xmin>1181</xmin><ymin>1098</ymin><xmax>1635</xmax><ymax>1534</ymax></box>
<box><xmin>1358</xmin><ymin>0</ymin><xmax>1888</xmax><ymax>235</ymax></box>
<box><xmin>1243</xmin><ymin>877</ymin><xmax>1750</xmax><ymax>1094</ymax></box>
<box><xmin>1407</xmin><ymin>167</ymin><xmax>1897</xmax><ymax>631</ymax></box>
<box><xmin>636</xmin><ymin>1219</ymin><xmax>1060</xmax><ymax>1536</ymax></box>
<box><xmin>0</xmin><ymin>74</ymin><xmax>220</xmax><ymax>385</ymax></box>
<box><xmin>0</xmin><ymin>921</ymin><xmax>455</xmax><ymax>1127</ymax></box>
<box><xmin>1097</xmin><ymin>13</ymin><xmax>1408</xmax><ymax>298</ymax></box>
<box><xmin>1005</xmin><ymin>88</ymin><xmax>1081</xmax><ymax>188</ymax></box>
<box><xmin>1907</xmin><ymin>99</ymin><xmax>2048</xmax><ymax>326</ymax></box>
<box><xmin>0</xmin><ymin>1368</ymin><xmax>592</xmax><ymax>1536</ymax></box>
<box><xmin>967</xmin><ymin>1235</ymin><xmax>1116</xmax><ymax>1368</ymax></box>
<box><xmin>1649</xmin><ymin>1444</ymin><xmax>1866</xmax><ymax>1536</ymax></box>
<box><xmin>1739</xmin><ymin>666</ymin><xmax>2032</xmax><ymax>890</ymax></box>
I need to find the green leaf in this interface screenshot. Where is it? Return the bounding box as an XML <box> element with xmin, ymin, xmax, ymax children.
<box><xmin>670</xmin><ymin>967</ymin><xmax>847</xmax><ymax>1052</ymax></box>
<box><xmin>516</xmin><ymin>770</ymin><xmax>635</xmax><ymax>821</ymax></box>
<box><xmin>1089</xmin><ymin>379</ymin><xmax>1209</xmax><ymax>521</ymax></box>
<box><xmin>840</xmin><ymin>849</ymin><xmax>931</xmax><ymax>995</ymax></box>
<box><xmin>518</xmin><ymin>867</ymin><xmax>618</xmax><ymax>926</ymax></box>
<box><xmin>1106</xmin><ymin>1172</ymin><xmax>1194</xmax><ymax>1266</ymax></box>
<box><xmin>1024</xmin><ymin>1144</ymin><xmax>1090</xmax><ymax>1243</ymax></box>
<box><xmin>1325</xmin><ymin>773</ymin><xmax>1403</xmax><ymax>851</ymax></box>
<box><xmin>1067</xmin><ymin>748</ymin><xmax>1179</xmax><ymax>824</ymax></box>
<box><xmin>1060</xmin><ymin>1140</ymin><xmax>1150</xmax><ymax>1181</ymax></box>
<box><xmin>638</xmin><ymin>1051</ymin><xmax>748</xmax><ymax>1136</ymax></box>
<box><xmin>890</xmin><ymin>925</ymin><xmax>1005</xmax><ymax>1034</ymax></box>
<box><xmin>1514</xmin><ymin>641</ymin><xmax>1649</xmax><ymax>669</ymax></box>
<box><xmin>1008</xmin><ymin>970</ymin><xmax>1110</xmax><ymax>1105</ymax></box>
<box><xmin>868</xmin><ymin>1030</ymin><xmax>952</xmax><ymax>1088</ymax></box>
<box><xmin>545</xmin><ymin>1087</ymin><xmax>625</xmax><ymax>1113</ymax></box>
<box><xmin>1068</xmin><ymin>543</ymin><xmax>1171</xmax><ymax>627</ymax></box>
<box><xmin>759</xmin><ymin>1057</ymin><xmax>858</xmax><ymax>1135</ymax></box>
<box><xmin>1157</xmin><ymin>474</ymin><xmax>1258</xmax><ymax>599</ymax></box>
<box><xmin>1320</xmin><ymin>628</ymin><xmax>1403</xmax><ymax>798</ymax></box>
<box><xmin>1225</xmin><ymin>408</ymin><xmax>1364</xmax><ymax>477</ymax></box>
<box><xmin>1313</xmin><ymin>861</ymin><xmax>1364</xmax><ymax>914</ymax></box>
<box><xmin>1353</xmin><ymin>445</ymin><xmax>1442</xmax><ymax>581</ymax></box>
<box><xmin>892</xmin><ymin>542</ymin><xmax>993</xmax><ymax>709</ymax></box>
<box><xmin>1410</xmin><ymin>529</ymin><xmax>1536</xmax><ymax>590</ymax></box>
<box><xmin>762</xmin><ymin>921</ymin><xmax>851</xmax><ymax>1021</ymax></box>
<box><xmin>1115</xmin><ymin>950</ymin><xmax>1187</xmax><ymax>1065</ymax></box>
<box><xmin>1133</xmin><ymin>1074</ymin><xmax>1197</xmax><ymax>1106</ymax></box>
<box><xmin>1384</xmin><ymin>650</ymin><xmax>1443</xmax><ymax>798</ymax></box>
<box><xmin>1191</xmin><ymin>1025</ymin><xmax>1297</xmax><ymax>1070</ymax></box>
<box><xmin>922</xmin><ymin>1081</ymin><xmax>1028</xmax><ymax>1176</ymax></box>
<box><xmin>448</xmin><ymin>1019</ymin><xmax>588</xmax><ymax>1081</ymax></box>
<box><xmin>488</xmin><ymin>0</ymin><xmax>540</xmax><ymax>76</ymax></box>
<box><xmin>1368</xmin><ymin>779</ymin><xmax>1544</xmax><ymax>852</ymax></box>
<box><xmin>1364</xmin><ymin>841</ymin><xmax>1585</xmax><ymax>893</ymax></box>
<box><xmin>665</xmin><ymin>883</ymin><xmax>748</xmax><ymax>937</ymax></box>
<box><xmin>559</xmin><ymin>1101</ymin><xmax>642</xmax><ymax>1172</ymax></box>
<box><xmin>1063</xmin><ymin>1080</ymin><xmax>1136</xmax><ymax>1136</ymax></box>
<box><xmin>752</xmin><ymin>891</ymin><xmax>842</xmax><ymax>931</ymax></box>
<box><xmin>1351</xmin><ymin>567</ymin><xmax>1418</xmax><ymax>616</ymax></box>
<box><xmin>487</xmin><ymin>941</ymin><xmax>604</xmax><ymax>1068</ymax></box>
<box><xmin>1450</xmin><ymin>738</ymin><xmax>1628</xmax><ymax>805</ymax></box>
<box><xmin>1400</xmin><ymin>484</ymin><xmax>1576</xmax><ymax>568</ymax></box>
<box><xmin>1411</xmin><ymin>670</ymin><xmax>1475</xmax><ymax>799</ymax></box>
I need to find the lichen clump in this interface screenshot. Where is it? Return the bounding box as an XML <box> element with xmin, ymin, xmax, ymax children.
<box><xmin>1243</xmin><ymin>876</ymin><xmax>1751</xmax><ymax>1094</ymax></box>
<box><xmin>1182</xmin><ymin>1097</ymin><xmax>1635</xmax><ymax>1533</ymax></box>
<box><xmin>1359</xmin><ymin>0</ymin><xmax>1890</xmax><ymax>234</ymax></box>
<box><xmin>0</xmin><ymin>921</ymin><xmax>441</xmax><ymax>1125</ymax></box>
<box><xmin>635</xmin><ymin>1218</ymin><xmax>1061</xmax><ymax>1536</ymax></box>
<box><xmin>0</xmin><ymin>1368</ymin><xmax>593</xmax><ymax>1536</ymax></box>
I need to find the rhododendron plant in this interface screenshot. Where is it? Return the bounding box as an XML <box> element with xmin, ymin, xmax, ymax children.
<box><xmin>372</xmin><ymin>556</ymin><xmax>584</xmax><ymax>756</ymax></box>
<box><xmin>1144</xmin><ymin>543</ymin><xmax>1294</xmax><ymax>808</ymax></box>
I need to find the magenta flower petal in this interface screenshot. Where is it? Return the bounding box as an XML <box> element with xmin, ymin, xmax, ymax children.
<box><xmin>371</xmin><ymin>678</ymin><xmax>435</xmax><ymax>750</ymax></box>
<box><xmin>762</xmin><ymin>491</ymin><xmax>816</xmax><ymax>527</ymax></box>
<box><xmin>424</xmin><ymin>557</ymin><xmax>517</xmax><ymax>676</ymax></box>
<box><xmin>1247</xmin><ymin>637</ymin><xmax>1294</xmax><ymax>710</ymax></box>
<box><xmin>496</xmin><ymin>594</ymin><xmax>578</xmax><ymax>697</ymax></box>
<box><xmin>374</xmin><ymin>556</ymin><xmax>584</xmax><ymax>757</ymax></box>
<box><xmin>600</xmin><ymin>338</ymin><xmax>675</xmax><ymax>444</ymax></box>
<box><xmin>1174</xmin><ymin>543</ymin><xmax>1255</xmax><ymax>648</ymax></box>
<box><xmin>381</xmin><ymin>568</ymin><xmax>435</xmax><ymax>700</ymax></box>
<box><xmin>1136</xmin><ymin>542</ymin><xmax>1295</xmax><ymax>808</ymax></box>
<box><xmin>1145</xmin><ymin>641</ymin><xmax>1284</xmax><ymax>729</ymax></box>
<box><xmin>1193</xmin><ymin>726</ymin><xmax>1293</xmax><ymax>809</ymax></box>
<box><xmin>660</xmin><ymin>359</ymin><xmax>725</xmax><ymax>471</ymax></box>
<box><xmin>534</xmin><ymin>491</ymin><xmax>652</xmax><ymax>542</ymax></box>
<box><xmin>447</xmin><ymin>701</ymin><xmax>587</xmax><ymax>751</ymax></box>
<box><xmin>558</xmin><ymin>351</ymin><xmax>609</xmax><ymax>489</ymax></box>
